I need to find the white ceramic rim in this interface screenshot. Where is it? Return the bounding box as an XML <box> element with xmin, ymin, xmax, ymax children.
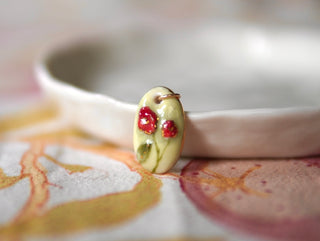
<box><xmin>35</xmin><ymin>32</ymin><xmax>320</xmax><ymax>159</ymax></box>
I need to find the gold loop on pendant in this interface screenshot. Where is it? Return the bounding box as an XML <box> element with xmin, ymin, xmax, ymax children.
<box><xmin>154</xmin><ymin>93</ymin><xmax>181</xmax><ymax>104</ymax></box>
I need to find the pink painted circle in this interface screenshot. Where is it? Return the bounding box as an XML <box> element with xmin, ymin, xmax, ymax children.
<box><xmin>180</xmin><ymin>158</ymin><xmax>320</xmax><ymax>241</ymax></box>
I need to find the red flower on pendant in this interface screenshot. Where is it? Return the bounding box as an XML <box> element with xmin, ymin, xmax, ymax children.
<box><xmin>162</xmin><ymin>120</ymin><xmax>178</xmax><ymax>138</ymax></box>
<box><xmin>138</xmin><ymin>106</ymin><xmax>158</xmax><ymax>134</ymax></box>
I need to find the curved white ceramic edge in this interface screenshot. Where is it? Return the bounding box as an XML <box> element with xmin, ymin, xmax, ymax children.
<box><xmin>35</xmin><ymin>39</ymin><xmax>320</xmax><ymax>159</ymax></box>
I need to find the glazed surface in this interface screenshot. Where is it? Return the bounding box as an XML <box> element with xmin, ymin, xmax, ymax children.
<box><xmin>133</xmin><ymin>87</ymin><xmax>185</xmax><ymax>173</ymax></box>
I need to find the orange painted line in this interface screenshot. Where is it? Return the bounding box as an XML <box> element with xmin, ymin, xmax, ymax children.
<box><xmin>13</xmin><ymin>142</ymin><xmax>50</xmax><ymax>223</ymax></box>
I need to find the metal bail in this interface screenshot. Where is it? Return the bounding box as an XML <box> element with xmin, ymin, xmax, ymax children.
<box><xmin>133</xmin><ymin>87</ymin><xmax>185</xmax><ymax>174</ymax></box>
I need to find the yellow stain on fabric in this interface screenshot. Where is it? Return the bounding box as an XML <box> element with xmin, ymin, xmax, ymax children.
<box><xmin>0</xmin><ymin>124</ymin><xmax>162</xmax><ymax>239</ymax></box>
<box><xmin>43</xmin><ymin>154</ymin><xmax>91</xmax><ymax>174</ymax></box>
<box><xmin>0</xmin><ymin>168</ymin><xmax>161</xmax><ymax>238</ymax></box>
<box><xmin>21</xmin><ymin>128</ymin><xmax>90</xmax><ymax>142</ymax></box>
<box><xmin>0</xmin><ymin>102</ymin><xmax>58</xmax><ymax>134</ymax></box>
<box><xmin>0</xmin><ymin>168</ymin><xmax>25</xmax><ymax>189</ymax></box>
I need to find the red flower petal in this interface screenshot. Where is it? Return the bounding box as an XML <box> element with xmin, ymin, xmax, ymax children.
<box><xmin>138</xmin><ymin>106</ymin><xmax>158</xmax><ymax>134</ymax></box>
<box><xmin>162</xmin><ymin>120</ymin><xmax>178</xmax><ymax>138</ymax></box>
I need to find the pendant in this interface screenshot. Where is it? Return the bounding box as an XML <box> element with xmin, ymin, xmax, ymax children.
<box><xmin>133</xmin><ymin>86</ymin><xmax>185</xmax><ymax>173</ymax></box>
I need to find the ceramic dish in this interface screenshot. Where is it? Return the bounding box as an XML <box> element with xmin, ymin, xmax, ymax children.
<box><xmin>36</xmin><ymin>24</ymin><xmax>320</xmax><ymax>158</ymax></box>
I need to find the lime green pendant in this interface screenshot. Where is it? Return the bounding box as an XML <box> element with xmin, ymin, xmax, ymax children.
<box><xmin>133</xmin><ymin>87</ymin><xmax>185</xmax><ymax>173</ymax></box>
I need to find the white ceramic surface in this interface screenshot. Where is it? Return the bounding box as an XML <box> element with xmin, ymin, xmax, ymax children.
<box><xmin>36</xmin><ymin>25</ymin><xmax>320</xmax><ymax>158</ymax></box>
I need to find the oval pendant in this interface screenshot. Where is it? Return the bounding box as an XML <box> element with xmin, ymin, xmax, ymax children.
<box><xmin>133</xmin><ymin>87</ymin><xmax>185</xmax><ymax>173</ymax></box>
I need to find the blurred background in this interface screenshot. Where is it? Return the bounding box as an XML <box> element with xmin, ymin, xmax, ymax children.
<box><xmin>0</xmin><ymin>2</ymin><xmax>320</xmax><ymax>241</ymax></box>
<box><xmin>0</xmin><ymin>0</ymin><xmax>320</xmax><ymax>112</ymax></box>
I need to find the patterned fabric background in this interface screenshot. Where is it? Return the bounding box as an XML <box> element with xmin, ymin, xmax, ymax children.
<box><xmin>1</xmin><ymin>1</ymin><xmax>320</xmax><ymax>241</ymax></box>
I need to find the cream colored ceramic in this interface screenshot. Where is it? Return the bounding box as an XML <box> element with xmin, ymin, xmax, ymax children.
<box><xmin>36</xmin><ymin>25</ymin><xmax>320</xmax><ymax>158</ymax></box>
<box><xmin>134</xmin><ymin>87</ymin><xmax>185</xmax><ymax>173</ymax></box>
